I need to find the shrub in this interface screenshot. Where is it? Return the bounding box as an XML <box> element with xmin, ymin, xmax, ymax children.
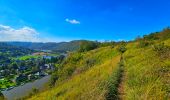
<box><xmin>118</xmin><ymin>42</ymin><xmax>127</xmax><ymax>54</ymax></box>
<box><xmin>78</xmin><ymin>41</ymin><xmax>99</xmax><ymax>52</ymax></box>
<box><xmin>66</xmin><ymin>66</ymin><xmax>76</xmax><ymax>76</ymax></box>
<box><xmin>49</xmin><ymin>73</ymin><xmax>58</xmax><ymax>87</ymax></box>
<box><xmin>84</xmin><ymin>58</ymin><xmax>96</xmax><ymax>69</ymax></box>
<box><xmin>67</xmin><ymin>53</ymin><xmax>83</xmax><ymax>64</ymax></box>
<box><xmin>153</xmin><ymin>43</ymin><xmax>170</xmax><ymax>59</ymax></box>
<box><xmin>143</xmin><ymin>32</ymin><xmax>159</xmax><ymax>40</ymax></box>
<box><xmin>99</xmin><ymin>41</ymin><xmax>116</xmax><ymax>48</ymax></box>
<box><xmin>138</xmin><ymin>40</ymin><xmax>153</xmax><ymax>48</ymax></box>
<box><xmin>86</xmin><ymin>58</ymin><xmax>96</xmax><ymax>66</ymax></box>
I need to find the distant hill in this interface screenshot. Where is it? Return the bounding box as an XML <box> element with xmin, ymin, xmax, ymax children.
<box><xmin>6</xmin><ymin>40</ymin><xmax>84</xmax><ymax>52</ymax></box>
<box><xmin>0</xmin><ymin>42</ymin><xmax>34</xmax><ymax>63</ymax></box>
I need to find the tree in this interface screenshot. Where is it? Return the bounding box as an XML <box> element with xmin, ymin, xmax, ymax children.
<box><xmin>78</xmin><ymin>41</ymin><xmax>98</xmax><ymax>52</ymax></box>
<box><xmin>118</xmin><ymin>41</ymin><xmax>127</xmax><ymax>54</ymax></box>
<box><xmin>12</xmin><ymin>63</ymin><xmax>18</xmax><ymax>69</ymax></box>
<box><xmin>49</xmin><ymin>73</ymin><xmax>58</xmax><ymax>87</ymax></box>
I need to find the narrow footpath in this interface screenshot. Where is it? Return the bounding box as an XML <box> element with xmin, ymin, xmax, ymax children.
<box><xmin>118</xmin><ymin>55</ymin><xmax>126</xmax><ymax>100</ymax></box>
<box><xmin>118</xmin><ymin>69</ymin><xmax>126</xmax><ymax>100</ymax></box>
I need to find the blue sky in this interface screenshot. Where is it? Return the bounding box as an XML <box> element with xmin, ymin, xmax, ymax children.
<box><xmin>0</xmin><ymin>0</ymin><xmax>170</xmax><ymax>42</ymax></box>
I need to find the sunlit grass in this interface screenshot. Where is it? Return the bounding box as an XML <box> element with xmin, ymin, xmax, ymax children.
<box><xmin>0</xmin><ymin>78</ymin><xmax>15</xmax><ymax>88</ymax></box>
<box><xmin>124</xmin><ymin>41</ymin><xmax>169</xmax><ymax>100</ymax></box>
<box><xmin>28</xmin><ymin>38</ymin><xmax>170</xmax><ymax>100</ymax></box>
<box><xmin>29</xmin><ymin>47</ymin><xmax>120</xmax><ymax>100</ymax></box>
<box><xmin>16</xmin><ymin>55</ymin><xmax>40</xmax><ymax>60</ymax></box>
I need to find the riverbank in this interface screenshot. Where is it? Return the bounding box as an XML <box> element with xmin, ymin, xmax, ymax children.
<box><xmin>2</xmin><ymin>75</ymin><xmax>51</xmax><ymax>100</ymax></box>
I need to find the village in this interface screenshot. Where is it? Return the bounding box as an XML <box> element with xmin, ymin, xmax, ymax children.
<box><xmin>0</xmin><ymin>52</ymin><xmax>65</xmax><ymax>91</ymax></box>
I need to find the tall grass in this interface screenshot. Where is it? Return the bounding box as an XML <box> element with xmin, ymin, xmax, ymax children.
<box><xmin>29</xmin><ymin>47</ymin><xmax>120</xmax><ymax>100</ymax></box>
<box><xmin>57</xmin><ymin>47</ymin><xmax>118</xmax><ymax>82</ymax></box>
<box><xmin>106</xmin><ymin>57</ymin><xmax>124</xmax><ymax>100</ymax></box>
<box><xmin>123</xmin><ymin>42</ymin><xmax>169</xmax><ymax>100</ymax></box>
<box><xmin>29</xmin><ymin>39</ymin><xmax>170</xmax><ymax>100</ymax></box>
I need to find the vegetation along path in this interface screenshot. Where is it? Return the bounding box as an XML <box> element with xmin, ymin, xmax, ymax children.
<box><xmin>117</xmin><ymin>44</ymin><xmax>127</xmax><ymax>100</ymax></box>
<box><xmin>106</xmin><ymin>56</ymin><xmax>125</xmax><ymax>100</ymax></box>
<box><xmin>117</xmin><ymin>58</ymin><xmax>126</xmax><ymax>100</ymax></box>
<box><xmin>106</xmin><ymin>44</ymin><xmax>127</xmax><ymax>100</ymax></box>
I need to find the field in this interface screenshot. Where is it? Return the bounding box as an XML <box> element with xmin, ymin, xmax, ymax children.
<box><xmin>16</xmin><ymin>53</ymin><xmax>59</xmax><ymax>61</ymax></box>
<box><xmin>16</xmin><ymin>55</ymin><xmax>41</xmax><ymax>60</ymax></box>
<box><xmin>0</xmin><ymin>78</ymin><xmax>15</xmax><ymax>89</ymax></box>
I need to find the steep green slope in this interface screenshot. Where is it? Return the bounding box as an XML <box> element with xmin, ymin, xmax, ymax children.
<box><xmin>28</xmin><ymin>46</ymin><xmax>121</xmax><ymax>100</ymax></box>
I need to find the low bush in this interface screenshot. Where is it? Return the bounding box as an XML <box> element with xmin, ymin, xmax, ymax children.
<box><xmin>78</xmin><ymin>41</ymin><xmax>99</xmax><ymax>52</ymax></box>
<box><xmin>85</xmin><ymin>58</ymin><xmax>96</xmax><ymax>68</ymax></box>
<box><xmin>138</xmin><ymin>40</ymin><xmax>153</xmax><ymax>48</ymax></box>
<box><xmin>49</xmin><ymin>73</ymin><xmax>58</xmax><ymax>87</ymax></box>
<box><xmin>153</xmin><ymin>43</ymin><xmax>170</xmax><ymax>59</ymax></box>
<box><xmin>117</xmin><ymin>45</ymin><xmax>127</xmax><ymax>54</ymax></box>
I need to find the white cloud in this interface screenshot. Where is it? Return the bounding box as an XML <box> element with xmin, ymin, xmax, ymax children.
<box><xmin>65</xmin><ymin>18</ymin><xmax>80</xmax><ymax>24</ymax></box>
<box><xmin>0</xmin><ymin>24</ymin><xmax>40</xmax><ymax>42</ymax></box>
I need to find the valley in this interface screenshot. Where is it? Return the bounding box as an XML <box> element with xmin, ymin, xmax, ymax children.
<box><xmin>0</xmin><ymin>43</ymin><xmax>66</xmax><ymax>92</ymax></box>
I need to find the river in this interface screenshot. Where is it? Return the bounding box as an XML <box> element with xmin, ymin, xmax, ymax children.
<box><xmin>2</xmin><ymin>75</ymin><xmax>51</xmax><ymax>100</ymax></box>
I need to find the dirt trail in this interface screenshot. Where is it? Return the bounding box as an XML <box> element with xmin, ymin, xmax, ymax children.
<box><xmin>118</xmin><ymin>69</ymin><xmax>126</xmax><ymax>100</ymax></box>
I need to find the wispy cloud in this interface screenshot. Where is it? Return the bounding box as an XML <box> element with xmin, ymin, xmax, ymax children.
<box><xmin>0</xmin><ymin>24</ymin><xmax>40</xmax><ymax>42</ymax></box>
<box><xmin>65</xmin><ymin>18</ymin><xmax>80</xmax><ymax>24</ymax></box>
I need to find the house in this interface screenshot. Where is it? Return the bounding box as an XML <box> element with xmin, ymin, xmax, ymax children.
<box><xmin>28</xmin><ymin>74</ymin><xmax>35</xmax><ymax>80</ymax></box>
<box><xmin>40</xmin><ymin>65</ymin><xmax>47</xmax><ymax>70</ymax></box>
<box><xmin>18</xmin><ymin>66</ymin><xmax>27</xmax><ymax>71</ymax></box>
<box><xmin>44</xmin><ymin>64</ymin><xmax>50</xmax><ymax>69</ymax></box>
<box><xmin>14</xmin><ymin>74</ymin><xmax>27</xmax><ymax>83</ymax></box>
<box><xmin>40</xmin><ymin>64</ymin><xmax>51</xmax><ymax>70</ymax></box>
<box><xmin>34</xmin><ymin>72</ymin><xmax>40</xmax><ymax>76</ymax></box>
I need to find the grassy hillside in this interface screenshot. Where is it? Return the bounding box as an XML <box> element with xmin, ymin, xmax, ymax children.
<box><xmin>28</xmin><ymin>46</ymin><xmax>122</xmax><ymax>100</ymax></box>
<box><xmin>123</xmin><ymin>41</ymin><xmax>170</xmax><ymax>99</ymax></box>
<box><xmin>28</xmin><ymin>28</ymin><xmax>170</xmax><ymax>100</ymax></box>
